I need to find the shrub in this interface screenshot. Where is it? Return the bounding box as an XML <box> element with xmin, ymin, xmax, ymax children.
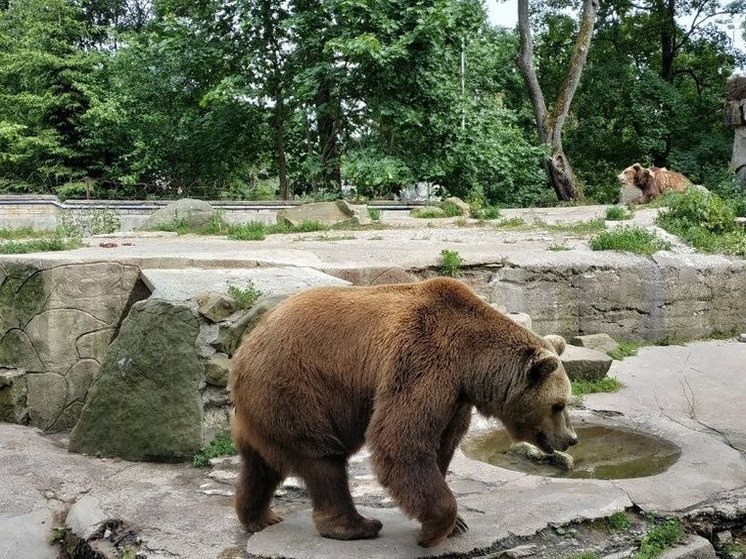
<box><xmin>193</xmin><ymin>431</ymin><xmax>236</xmax><ymax>467</ymax></box>
<box><xmin>367</xmin><ymin>207</ymin><xmax>382</xmax><ymax>222</ymax></box>
<box><xmin>227</xmin><ymin>281</ymin><xmax>262</xmax><ymax>309</ymax></box>
<box><xmin>470</xmin><ymin>206</ymin><xmax>501</xmax><ymax>220</ymax></box>
<box><xmin>440</xmin><ymin>249</ymin><xmax>463</xmax><ymax>277</ymax></box>
<box><xmin>605</xmin><ymin>206</ymin><xmax>633</xmax><ymax>221</ymax></box>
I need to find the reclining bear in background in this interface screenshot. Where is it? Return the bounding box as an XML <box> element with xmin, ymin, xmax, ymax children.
<box><xmin>618</xmin><ymin>163</ymin><xmax>692</xmax><ymax>204</ymax></box>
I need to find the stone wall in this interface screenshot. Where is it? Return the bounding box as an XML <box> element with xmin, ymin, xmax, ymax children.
<box><xmin>0</xmin><ymin>261</ymin><xmax>145</xmax><ymax>430</ymax></box>
<box><xmin>476</xmin><ymin>252</ymin><xmax>746</xmax><ymax>342</ymax></box>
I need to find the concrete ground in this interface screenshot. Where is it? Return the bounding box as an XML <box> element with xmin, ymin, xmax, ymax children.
<box><xmin>1</xmin><ymin>341</ymin><xmax>744</xmax><ymax>559</ymax></box>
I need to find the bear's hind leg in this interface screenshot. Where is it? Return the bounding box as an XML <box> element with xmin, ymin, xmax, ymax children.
<box><xmin>235</xmin><ymin>443</ymin><xmax>284</xmax><ymax>532</ymax></box>
<box><xmin>298</xmin><ymin>456</ymin><xmax>382</xmax><ymax>540</ymax></box>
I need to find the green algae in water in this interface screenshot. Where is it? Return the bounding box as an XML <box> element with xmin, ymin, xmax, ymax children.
<box><xmin>461</xmin><ymin>425</ymin><xmax>681</xmax><ymax>480</ymax></box>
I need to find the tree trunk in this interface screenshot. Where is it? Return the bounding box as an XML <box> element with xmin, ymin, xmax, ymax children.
<box><xmin>315</xmin><ymin>79</ymin><xmax>341</xmax><ymax>190</ymax></box>
<box><xmin>274</xmin><ymin>97</ymin><xmax>289</xmax><ymax>200</ymax></box>
<box><xmin>544</xmin><ymin>149</ymin><xmax>577</xmax><ymax>201</ymax></box>
<box><xmin>516</xmin><ymin>0</ymin><xmax>598</xmax><ymax>202</ymax></box>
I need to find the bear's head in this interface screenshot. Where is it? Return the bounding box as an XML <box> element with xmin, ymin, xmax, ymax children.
<box><xmin>500</xmin><ymin>335</ymin><xmax>577</xmax><ymax>454</ymax></box>
<box><xmin>617</xmin><ymin>163</ymin><xmax>643</xmax><ymax>188</ymax></box>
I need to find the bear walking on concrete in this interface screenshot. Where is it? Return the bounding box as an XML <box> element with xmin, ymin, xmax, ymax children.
<box><xmin>617</xmin><ymin>163</ymin><xmax>692</xmax><ymax>204</ymax></box>
<box><xmin>229</xmin><ymin>278</ymin><xmax>576</xmax><ymax>547</ymax></box>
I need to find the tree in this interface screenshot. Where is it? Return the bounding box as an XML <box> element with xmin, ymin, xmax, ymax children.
<box><xmin>516</xmin><ymin>0</ymin><xmax>599</xmax><ymax>201</ymax></box>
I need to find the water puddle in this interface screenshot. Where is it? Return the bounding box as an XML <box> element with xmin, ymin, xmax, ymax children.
<box><xmin>461</xmin><ymin>424</ymin><xmax>681</xmax><ymax>479</ymax></box>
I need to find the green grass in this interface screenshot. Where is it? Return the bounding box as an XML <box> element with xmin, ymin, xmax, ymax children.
<box><xmin>495</xmin><ymin>217</ymin><xmax>529</xmax><ymax>229</ymax></box>
<box><xmin>0</xmin><ymin>226</ymin><xmax>56</xmax><ymax>239</ymax></box>
<box><xmin>607</xmin><ymin>511</ymin><xmax>631</xmax><ymax>531</ymax></box>
<box><xmin>548</xmin><ymin>243</ymin><xmax>571</xmax><ymax>251</ymax></box>
<box><xmin>546</xmin><ymin>218</ymin><xmax>607</xmax><ymax>235</ymax></box>
<box><xmin>228</xmin><ymin>221</ymin><xmax>267</xmax><ymax>240</ymax></box>
<box><xmin>605</xmin><ymin>206</ymin><xmax>634</xmax><ymax>221</ymax></box>
<box><xmin>633</xmin><ymin>518</ymin><xmax>684</xmax><ymax>559</ymax></box>
<box><xmin>440</xmin><ymin>201</ymin><xmax>465</xmax><ymax>217</ymax></box>
<box><xmin>227</xmin><ymin>281</ymin><xmax>262</xmax><ymax>309</ymax></box>
<box><xmin>608</xmin><ymin>341</ymin><xmax>640</xmax><ymax>361</ymax></box>
<box><xmin>412</xmin><ymin>206</ymin><xmax>447</xmax><ymax>219</ymax></box>
<box><xmin>470</xmin><ymin>206</ymin><xmax>501</xmax><ymax>220</ymax></box>
<box><xmin>440</xmin><ymin>249</ymin><xmax>463</xmax><ymax>277</ymax></box>
<box><xmin>590</xmin><ymin>227</ymin><xmax>671</xmax><ymax>256</ymax></box>
<box><xmin>367</xmin><ymin>207</ymin><xmax>382</xmax><ymax>221</ymax></box>
<box><xmin>193</xmin><ymin>431</ymin><xmax>236</xmax><ymax>467</ymax></box>
<box><xmin>724</xmin><ymin>542</ymin><xmax>746</xmax><ymax>555</ymax></box>
<box><xmin>571</xmin><ymin>376</ymin><xmax>624</xmax><ymax>396</ymax></box>
<box><xmin>0</xmin><ymin>237</ymin><xmax>84</xmax><ymax>254</ymax></box>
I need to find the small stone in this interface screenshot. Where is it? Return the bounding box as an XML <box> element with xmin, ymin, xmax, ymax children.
<box><xmin>713</xmin><ymin>530</ymin><xmax>733</xmax><ymax>548</ymax></box>
<box><xmin>208</xmin><ymin>470</ymin><xmax>238</xmax><ymax>485</ymax></box>
<box><xmin>196</xmin><ymin>291</ymin><xmax>237</xmax><ymax>323</ymax></box>
<box><xmin>503</xmin><ymin>544</ymin><xmax>538</xmax><ymax>557</ymax></box>
<box><xmin>506</xmin><ymin>312</ymin><xmax>532</xmax><ymax>331</ymax></box>
<box><xmin>659</xmin><ymin>535</ymin><xmax>716</xmax><ymax>559</ymax></box>
<box><xmin>738</xmin><ymin>333</ymin><xmax>746</xmax><ymax>343</ymax></box>
<box><xmin>205</xmin><ymin>354</ymin><xmax>230</xmax><ymax>387</ymax></box>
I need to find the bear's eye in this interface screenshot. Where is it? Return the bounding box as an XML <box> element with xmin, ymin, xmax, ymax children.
<box><xmin>552</xmin><ymin>403</ymin><xmax>565</xmax><ymax>413</ymax></box>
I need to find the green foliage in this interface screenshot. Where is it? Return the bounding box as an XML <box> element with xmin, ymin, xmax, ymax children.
<box><xmin>0</xmin><ymin>226</ymin><xmax>53</xmax><ymax>239</ymax></box>
<box><xmin>607</xmin><ymin>511</ymin><xmax>632</xmax><ymax>531</ymax></box>
<box><xmin>571</xmin><ymin>376</ymin><xmax>624</xmax><ymax>396</ymax></box>
<box><xmin>633</xmin><ymin>518</ymin><xmax>684</xmax><ymax>559</ymax></box>
<box><xmin>193</xmin><ymin>431</ymin><xmax>236</xmax><ymax>468</ymax></box>
<box><xmin>656</xmin><ymin>190</ymin><xmax>746</xmax><ymax>256</ymax></box>
<box><xmin>367</xmin><ymin>207</ymin><xmax>382</xmax><ymax>222</ymax></box>
<box><xmin>608</xmin><ymin>341</ymin><xmax>640</xmax><ymax>361</ymax></box>
<box><xmin>546</xmin><ymin>219</ymin><xmax>607</xmax><ymax>235</ymax></box>
<box><xmin>590</xmin><ymin>227</ymin><xmax>671</xmax><ymax>255</ymax></box>
<box><xmin>470</xmin><ymin>206</ymin><xmax>501</xmax><ymax>220</ymax></box>
<box><xmin>412</xmin><ymin>207</ymin><xmax>447</xmax><ymax>219</ymax></box>
<box><xmin>495</xmin><ymin>217</ymin><xmax>529</xmax><ymax>229</ymax></box>
<box><xmin>440</xmin><ymin>200</ymin><xmax>466</xmax><ymax>217</ymax></box>
<box><xmin>440</xmin><ymin>249</ymin><xmax>463</xmax><ymax>277</ymax></box>
<box><xmin>228</xmin><ymin>221</ymin><xmax>267</xmax><ymax>241</ymax></box>
<box><xmin>56</xmin><ymin>209</ymin><xmax>120</xmax><ymax>237</ymax></box>
<box><xmin>48</xmin><ymin>527</ymin><xmax>66</xmax><ymax>544</ymax></box>
<box><xmin>548</xmin><ymin>243</ymin><xmax>571</xmax><ymax>251</ymax></box>
<box><xmin>605</xmin><ymin>206</ymin><xmax>633</xmax><ymax>221</ymax></box>
<box><xmin>0</xmin><ymin>237</ymin><xmax>83</xmax><ymax>254</ymax></box>
<box><xmin>227</xmin><ymin>281</ymin><xmax>262</xmax><ymax>310</ymax></box>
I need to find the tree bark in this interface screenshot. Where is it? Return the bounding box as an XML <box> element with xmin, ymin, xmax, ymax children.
<box><xmin>516</xmin><ymin>0</ymin><xmax>599</xmax><ymax>201</ymax></box>
<box><xmin>315</xmin><ymin>79</ymin><xmax>341</xmax><ymax>190</ymax></box>
<box><xmin>274</xmin><ymin>96</ymin><xmax>289</xmax><ymax>200</ymax></box>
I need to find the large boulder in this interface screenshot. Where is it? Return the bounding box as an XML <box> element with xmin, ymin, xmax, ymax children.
<box><xmin>69</xmin><ymin>299</ymin><xmax>203</xmax><ymax>462</ymax></box>
<box><xmin>276</xmin><ymin>201</ymin><xmax>371</xmax><ymax>227</ymax></box>
<box><xmin>138</xmin><ymin>198</ymin><xmax>214</xmax><ymax>231</ymax></box>
<box><xmin>560</xmin><ymin>345</ymin><xmax>612</xmax><ymax>382</ymax></box>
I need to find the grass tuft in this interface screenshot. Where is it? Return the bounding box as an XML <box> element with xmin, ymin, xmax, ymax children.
<box><xmin>0</xmin><ymin>237</ymin><xmax>83</xmax><ymax>254</ymax></box>
<box><xmin>571</xmin><ymin>376</ymin><xmax>624</xmax><ymax>396</ymax></box>
<box><xmin>607</xmin><ymin>511</ymin><xmax>631</xmax><ymax>531</ymax></box>
<box><xmin>605</xmin><ymin>206</ymin><xmax>634</xmax><ymax>221</ymax></box>
<box><xmin>440</xmin><ymin>249</ymin><xmax>463</xmax><ymax>277</ymax></box>
<box><xmin>590</xmin><ymin>226</ymin><xmax>670</xmax><ymax>256</ymax></box>
<box><xmin>193</xmin><ymin>431</ymin><xmax>236</xmax><ymax>467</ymax></box>
<box><xmin>227</xmin><ymin>281</ymin><xmax>262</xmax><ymax>309</ymax></box>
<box><xmin>633</xmin><ymin>518</ymin><xmax>684</xmax><ymax>559</ymax></box>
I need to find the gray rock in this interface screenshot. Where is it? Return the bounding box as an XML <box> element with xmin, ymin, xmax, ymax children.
<box><xmin>619</xmin><ymin>184</ymin><xmax>643</xmax><ymax>204</ymax></box>
<box><xmin>570</xmin><ymin>333</ymin><xmax>620</xmax><ymax>356</ymax></box>
<box><xmin>196</xmin><ymin>291</ymin><xmax>237</xmax><ymax>322</ymax></box>
<box><xmin>0</xmin><ymin>508</ymin><xmax>57</xmax><ymax>559</ymax></box>
<box><xmin>738</xmin><ymin>333</ymin><xmax>746</xmax><ymax>343</ymax></box>
<box><xmin>659</xmin><ymin>535</ymin><xmax>716</xmax><ymax>559</ymax></box>
<box><xmin>0</xmin><ymin>368</ymin><xmax>28</xmax><ymax>424</ymax></box>
<box><xmin>205</xmin><ymin>353</ymin><xmax>230</xmax><ymax>387</ymax></box>
<box><xmin>506</xmin><ymin>312</ymin><xmax>532</xmax><ymax>331</ymax></box>
<box><xmin>508</xmin><ymin>442</ymin><xmax>574</xmax><ymax>470</ymax></box>
<box><xmin>561</xmin><ymin>345</ymin><xmax>612</xmax><ymax>381</ymax></box>
<box><xmin>503</xmin><ymin>544</ymin><xmax>539</xmax><ymax>558</ymax></box>
<box><xmin>66</xmin><ymin>495</ymin><xmax>107</xmax><ymax>541</ymax></box>
<box><xmin>213</xmin><ymin>295</ymin><xmax>287</xmax><ymax>355</ymax></box>
<box><xmin>277</xmin><ymin>201</ymin><xmax>369</xmax><ymax>227</ymax></box>
<box><xmin>138</xmin><ymin>198</ymin><xmax>214</xmax><ymax>231</ymax></box>
<box><xmin>69</xmin><ymin>299</ymin><xmax>203</xmax><ymax>462</ymax></box>
<box><xmin>713</xmin><ymin>530</ymin><xmax>733</xmax><ymax>548</ymax></box>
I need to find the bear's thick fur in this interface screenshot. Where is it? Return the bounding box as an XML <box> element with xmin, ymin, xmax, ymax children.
<box><xmin>617</xmin><ymin>163</ymin><xmax>691</xmax><ymax>204</ymax></box>
<box><xmin>229</xmin><ymin>278</ymin><xmax>576</xmax><ymax>547</ymax></box>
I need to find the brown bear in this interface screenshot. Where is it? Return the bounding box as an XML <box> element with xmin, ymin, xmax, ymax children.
<box><xmin>617</xmin><ymin>163</ymin><xmax>691</xmax><ymax>204</ymax></box>
<box><xmin>229</xmin><ymin>277</ymin><xmax>576</xmax><ymax>548</ymax></box>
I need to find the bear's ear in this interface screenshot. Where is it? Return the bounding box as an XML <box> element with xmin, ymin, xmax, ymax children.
<box><xmin>530</xmin><ymin>352</ymin><xmax>560</xmax><ymax>382</ymax></box>
<box><xmin>632</xmin><ymin>163</ymin><xmax>642</xmax><ymax>170</ymax></box>
<box><xmin>544</xmin><ymin>334</ymin><xmax>566</xmax><ymax>355</ymax></box>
